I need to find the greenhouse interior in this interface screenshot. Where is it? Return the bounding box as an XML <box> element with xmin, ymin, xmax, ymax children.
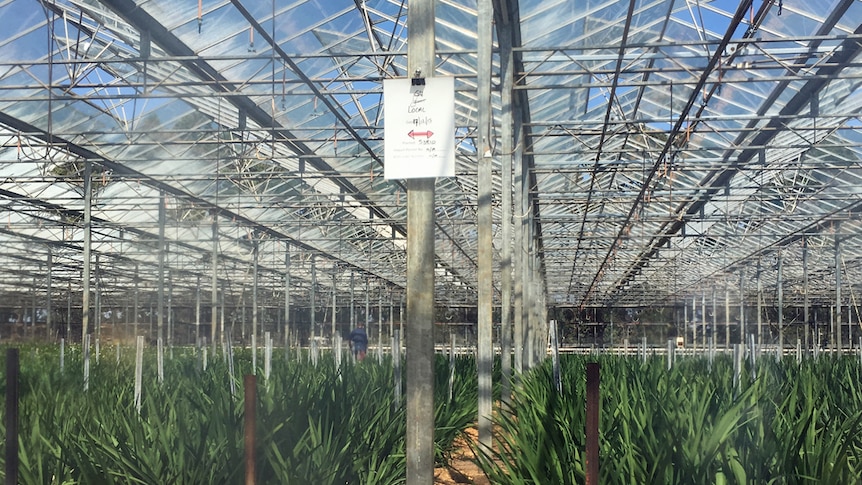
<box><xmin>3</xmin><ymin>0</ymin><xmax>862</xmax><ymax>483</ymax></box>
<box><xmin>2</xmin><ymin>0</ymin><xmax>862</xmax><ymax>352</ymax></box>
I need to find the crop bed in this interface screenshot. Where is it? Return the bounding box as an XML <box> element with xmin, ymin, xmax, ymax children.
<box><xmin>480</xmin><ymin>353</ymin><xmax>862</xmax><ymax>484</ymax></box>
<box><xmin>0</xmin><ymin>344</ymin><xmax>477</xmax><ymax>484</ymax></box>
<box><xmin>3</xmin><ymin>345</ymin><xmax>861</xmax><ymax>484</ymax></box>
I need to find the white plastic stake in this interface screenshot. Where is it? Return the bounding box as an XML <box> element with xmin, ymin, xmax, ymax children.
<box><xmin>667</xmin><ymin>339</ymin><xmax>674</xmax><ymax>370</ymax></box>
<box><xmin>251</xmin><ymin>334</ymin><xmax>257</xmax><ymax>374</ymax></box>
<box><xmin>83</xmin><ymin>334</ymin><xmax>91</xmax><ymax>392</ymax></box>
<box><xmin>393</xmin><ymin>329</ymin><xmax>402</xmax><ymax>409</ymax></box>
<box><xmin>264</xmin><ymin>332</ymin><xmax>272</xmax><ymax>381</ymax></box>
<box><xmin>157</xmin><ymin>337</ymin><xmax>164</xmax><ymax>384</ymax></box>
<box><xmin>134</xmin><ymin>336</ymin><xmax>144</xmax><ymax>413</ymax></box>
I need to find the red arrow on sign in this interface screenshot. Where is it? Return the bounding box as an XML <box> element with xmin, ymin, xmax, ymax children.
<box><xmin>408</xmin><ymin>130</ymin><xmax>434</xmax><ymax>139</ymax></box>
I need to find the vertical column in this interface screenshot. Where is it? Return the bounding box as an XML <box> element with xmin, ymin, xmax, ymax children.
<box><xmin>777</xmin><ymin>251</ymin><xmax>784</xmax><ymax>351</ymax></box>
<box><xmin>243</xmin><ymin>375</ymin><xmax>256</xmax><ymax>485</ymax></box>
<box><xmin>724</xmin><ymin>286</ymin><xmax>730</xmax><ymax>349</ymax></box>
<box><xmin>167</xmin><ymin>269</ymin><xmax>173</xmax><ymax>345</ymax></box>
<box><xmin>700</xmin><ymin>293</ymin><xmax>706</xmax><ymax>350</ymax></box>
<box><xmin>711</xmin><ymin>288</ymin><xmax>717</xmax><ymax>348</ymax></box>
<box><xmin>498</xmin><ymin>0</ymin><xmax>515</xmax><ymax>404</ymax></box>
<box><xmin>310</xmin><ymin>255</ymin><xmax>317</xmax><ymax>341</ymax></box>
<box><xmin>405</xmin><ymin>0</ymin><xmax>437</xmax><ymax>480</ymax></box>
<box><xmin>95</xmin><ymin>254</ymin><xmax>101</xmax><ymax>341</ymax></box>
<box><xmin>389</xmin><ymin>291</ymin><xmax>394</xmax><ymax>345</ymax></box>
<box><xmin>157</xmin><ymin>191</ymin><xmax>166</xmax><ymax>343</ymax></box>
<box><xmin>46</xmin><ymin>248</ymin><xmax>53</xmax><ymax>336</ymax></box>
<box><xmin>350</xmin><ymin>271</ymin><xmax>355</xmax><ymax>330</ymax></box>
<box><xmin>6</xmin><ymin>348</ymin><xmax>19</xmax><ymax>485</ymax></box>
<box><xmin>835</xmin><ymin>228</ymin><xmax>842</xmax><ymax>351</ymax></box>
<box><xmin>803</xmin><ymin>237</ymin><xmax>809</xmax><ymax>349</ymax></box>
<box><xmin>365</xmin><ymin>276</ymin><xmax>371</xmax><ymax>335</ymax></box>
<box><xmin>67</xmin><ymin>281</ymin><xmax>72</xmax><ymax>339</ymax></box>
<box><xmin>688</xmin><ymin>296</ymin><xmax>697</xmax><ymax>347</ymax></box>
<box><xmin>220</xmin><ymin>283</ymin><xmax>226</xmax><ymax>343</ymax></box>
<box><xmin>527</xmin><ymin>236</ymin><xmax>537</xmax><ymax>367</ymax></box>
<box><xmin>477</xmin><ymin>0</ymin><xmax>494</xmax><ymax>449</ymax></box>
<box><xmin>134</xmin><ymin>264</ymin><xmax>139</xmax><ymax>337</ymax></box>
<box><xmin>211</xmin><ymin>212</ymin><xmax>219</xmax><ymax>348</ymax></box>
<box><xmin>378</xmin><ymin>288</ymin><xmax>384</xmax><ymax>347</ymax></box>
<box><xmin>331</xmin><ymin>272</ymin><xmax>337</xmax><ymax>338</ymax></box>
<box><xmin>82</xmin><ymin>161</ymin><xmax>92</xmax><ymax>342</ymax></box>
<box><xmin>252</xmin><ymin>236</ymin><xmax>259</xmax><ymax>343</ymax></box>
<box><xmin>31</xmin><ymin>276</ymin><xmax>37</xmax><ymax>331</ymax></box>
<box><xmin>284</xmin><ymin>244</ymin><xmax>291</xmax><ymax>344</ymax></box>
<box><xmin>513</xmin><ymin>128</ymin><xmax>524</xmax><ymax>374</ymax></box>
<box><xmin>757</xmin><ymin>261</ymin><xmax>762</xmax><ymax>348</ymax></box>
<box><xmin>585</xmin><ymin>362</ymin><xmax>600</xmax><ymax>485</ymax></box>
<box><xmin>196</xmin><ymin>275</ymin><xmax>201</xmax><ymax>342</ymax></box>
<box><xmin>739</xmin><ymin>269</ymin><xmax>745</xmax><ymax>346</ymax></box>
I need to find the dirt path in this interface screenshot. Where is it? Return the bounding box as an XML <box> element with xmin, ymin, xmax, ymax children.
<box><xmin>434</xmin><ymin>427</ymin><xmax>492</xmax><ymax>485</ymax></box>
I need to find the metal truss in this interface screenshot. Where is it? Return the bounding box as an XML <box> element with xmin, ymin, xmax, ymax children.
<box><xmin>1</xmin><ymin>0</ymin><xmax>862</xmax><ymax>337</ymax></box>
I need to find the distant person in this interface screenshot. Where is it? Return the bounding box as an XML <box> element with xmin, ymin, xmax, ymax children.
<box><xmin>349</xmin><ymin>322</ymin><xmax>368</xmax><ymax>361</ymax></box>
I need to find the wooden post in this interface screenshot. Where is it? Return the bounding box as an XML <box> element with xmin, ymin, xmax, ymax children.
<box><xmin>585</xmin><ymin>362</ymin><xmax>600</xmax><ymax>485</ymax></box>
<box><xmin>5</xmin><ymin>348</ymin><xmax>19</xmax><ymax>485</ymax></box>
<box><xmin>244</xmin><ymin>374</ymin><xmax>257</xmax><ymax>485</ymax></box>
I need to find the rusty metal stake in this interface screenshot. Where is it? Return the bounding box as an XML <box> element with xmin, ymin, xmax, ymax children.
<box><xmin>244</xmin><ymin>374</ymin><xmax>256</xmax><ymax>485</ymax></box>
<box><xmin>585</xmin><ymin>362</ymin><xmax>600</xmax><ymax>485</ymax></box>
<box><xmin>6</xmin><ymin>348</ymin><xmax>19</xmax><ymax>485</ymax></box>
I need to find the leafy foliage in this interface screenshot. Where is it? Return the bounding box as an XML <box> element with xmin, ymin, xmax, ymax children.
<box><xmin>0</xmin><ymin>344</ymin><xmax>478</xmax><ymax>484</ymax></box>
<box><xmin>478</xmin><ymin>354</ymin><xmax>862</xmax><ymax>484</ymax></box>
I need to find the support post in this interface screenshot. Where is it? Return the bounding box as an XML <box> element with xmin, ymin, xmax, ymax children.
<box><xmin>157</xmin><ymin>190</ymin><xmax>166</xmax><ymax>343</ymax></box>
<box><xmin>244</xmin><ymin>374</ymin><xmax>256</xmax><ymax>485</ymax></box>
<box><xmin>46</xmin><ymin>248</ymin><xmax>53</xmax><ymax>336</ymax></box>
<box><xmin>311</xmin><ymin>256</ymin><xmax>317</xmax><ymax>341</ymax></box>
<box><xmin>350</xmin><ymin>271</ymin><xmax>355</xmax><ymax>330</ymax></box>
<box><xmin>253</xmin><ymin>236</ymin><xmax>259</xmax><ymax>343</ymax></box>
<box><xmin>82</xmin><ymin>160</ymin><xmax>92</xmax><ymax>342</ymax></box>
<box><xmin>777</xmin><ymin>251</ymin><xmax>784</xmax><ymax>352</ymax></box>
<box><xmin>701</xmin><ymin>293</ymin><xmax>706</xmax><ymax>351</ymax></box>
<box><xmin>132</xmin><ymin>265</ymin><xmax>139</xmax><ymax>336</ymax></box>
<box><xmin>5</xmin><ymin>349</ymin><xmax>19</xmax><ymax>485</ymax></box>
<box><xmin>378</xmin><ymin>289</ymin><xmax>384</xmax><ymax>352</ymax></box>
<box><xmin>585</xmin><ymin>362</ymin><xmax>600</xmax><ymax>485</ymax></box>
<box><xmin>803</xmin><ymin>237</ymin><xmax>809</xmax><ymax>349</ymax></box>
<box><xmin>405</xmin><ymin>0</ymin><xmax>437</xmax><ymax>480</ymax></box>
<box><xmin>477</xmin><ymin>0</ymin><xmax>493</xmax><ymax>449</ymax></box>
<box><xmin>835</xmin><ymin>228</ymin><xmax>842</xmax><ymax>351</ymax></box>
<box><xmin>365</xmin><ymin>277</ymin><xmax>371</xmax><ymax>336</ymax></box>
<box><xmin>211</xmin><ymin>212</ymin><xmax>219</xmax><ymax>350</ymax></box>
<box><xmin>757</xmin><ymin>261</ymin><xmax>763</xmax><ymax>348</ymax></box>
<box><xmin>95</xmin><ymin>254</ymin><xmax>102</xmax><ymax>341</ymax></box>
<box><xmin>498</xmin><ymin>0</ymin><xmax>515</xmax><ymax>405</ymax></box>
<box><xmin>196</xmin><ymin>275</ymin><xmax>201</xmax><ymax>342</ymax></box>
<box><xmin>725</xmin><ymin>286</ymin><xmax>730</xmax><ymax>349</ymax></box>
<box><xmin>284</xmin><ymin>245</ymin><xmax>290</xmax><ymax>347</ymax></box>
<box><xmin>739</xmin><ymin>269</ymin><xmax>745</xmax><ymax>346</ymax></box>
<box><xmin>331</xmin><ymin>272</ymin><xmax>337</xmax><ymax>339</ymax></box>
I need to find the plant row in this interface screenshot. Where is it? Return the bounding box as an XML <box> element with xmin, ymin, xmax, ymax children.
<box><xmin>479</xmin><ymin>354</ymin><xmax>862</xmax><ymax>484</ymax></box>
<box><xmin>0</xmin><ymin>344</ymin><xmax>478</xmax><ymax>484</ymax></box>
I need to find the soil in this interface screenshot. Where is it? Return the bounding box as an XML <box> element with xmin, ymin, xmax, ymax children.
<box><xmin>434</xmin><ymin>427</ymin><xmax>492</xmax><ymax>485</ymax></box>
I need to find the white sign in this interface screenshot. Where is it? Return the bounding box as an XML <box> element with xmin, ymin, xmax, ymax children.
<box><xmin>383</xmin><ymin>77</ymin><xmax>455</xmax><ymax>179</ymax></box>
